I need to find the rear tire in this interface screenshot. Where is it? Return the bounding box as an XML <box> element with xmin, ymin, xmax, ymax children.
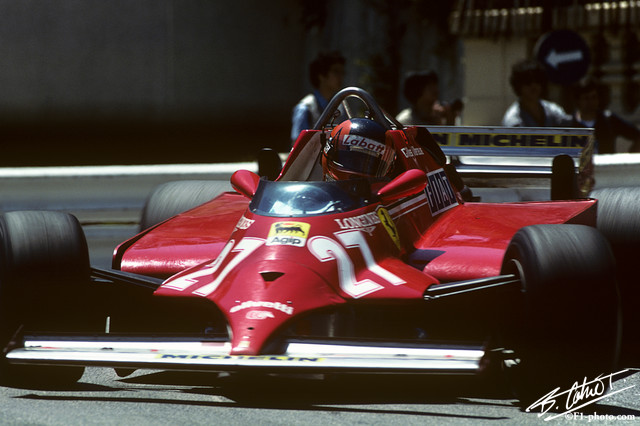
<box><xmin>0</xmin><ymin>211</ymin><xmax>90</xmax><ymax>386</ymax></box>
<box><xmin>590</xmin><ymin>187</ymin><xmax>640</xmax><ymax>250</ymax></box>
<box><xmin>498</xmin><ymin>224</ymin><xmax>620</xmax><ymax>405</ymax></box>
<box><xmin>139</xmin><ymin>180</ymin><xmax>231</xmax><ymax>231</ymax></box>
<box><xmin>590</xmin><ymin>187</ymin><xmax>640</xmax><ymax>364</ymax></box>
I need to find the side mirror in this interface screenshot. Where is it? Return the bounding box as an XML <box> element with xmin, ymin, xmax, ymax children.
<box><xmin>231</xmin><ymin>170</ymin><xmax>261</xmax><ymax>199</ymax></box>
<box><xmin>377</xmin><ymin>169</ymin><xmax>427</xmax><ymax>204</ymax></box>
<box><xmin>257</xmin><ymin>148</ymin><xmax>283</xmax><ymax>181</ymax></box>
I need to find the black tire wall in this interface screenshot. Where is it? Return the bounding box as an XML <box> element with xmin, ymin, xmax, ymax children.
<box><xmin>0</xmin><ymin>211</ymin><xmax>91</xmax><ymax>385</ymax></box>
<box><xmin>139</xmin><ymin>180</ymin><xmax>231</xmax><ymax>231</ymax></box>
<box><xmin>499</xmin><ymin>224</ymin><xmax>620</xmax><ymax>404</ymax></box>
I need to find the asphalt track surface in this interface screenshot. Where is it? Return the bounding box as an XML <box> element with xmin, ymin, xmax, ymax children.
<box><xmin>0</xmin><ymin>168</ymin><xmax>639</xmax><ymax>424</ymax></box>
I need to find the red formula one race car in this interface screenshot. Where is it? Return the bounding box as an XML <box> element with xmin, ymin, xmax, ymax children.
<box><xmin>1</xmin><ymin>88</ymin><xmax>637</xmax><ymax>405</ymax></box>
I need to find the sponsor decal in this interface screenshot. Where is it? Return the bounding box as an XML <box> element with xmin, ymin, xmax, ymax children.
<box><xmin>235</xmin><ymin>216</ymin><xmax>255</xmax><ymax>230</ymax></box>
<box><xmin>334</xmin><ymin>211</ymin><xmax>380</xmax><ymax>235</ymax></box>
<box><xmin>387</xmin><ymin>193</ymin><xmax>430</xmax><ymax>218</ymax></box>
<box><xmin>158</xmin><ymin>354</ymin><xmax>324</xmax><ymax>362</ymax></box>
<box><xmin>341</xmin><ymin>134</ymin><xmax>388</xmax><ymax>155</ymax></box>
<box><xmin>245</xmin><ymin>310</ymin><xmax>275</xmax><ymax>320</ymax></box>
<box><xmin>377</xmin><ymin>207</ymin><xmax>401</xmax><ymax>249</ymax></box>
<box><xmin>230</xmin><ymin>300</ymin><xmax>294</xmax><ymax>315</ymax></box>
<box><xmin>431</xmin><ymin>132</ymin><xmax>588</xmax><ymax>149</ymax></box>
<box><xmin>400</xmin><ymin>146</ymin><xmax>424</xmax><ymax>158</ymax></box>
<box><xmin>267</xmin><ymin>221</ymin><xmax>310</xmax><ymax>247</ymax></box>
<box><xmin>425</xmin><ymin>169</ymin><xmax>458</xmax><ymax>215</ymax></box>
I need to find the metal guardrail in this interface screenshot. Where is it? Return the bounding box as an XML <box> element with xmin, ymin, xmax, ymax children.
<box><xmin>0</xmin><ymin>163</ymin><xmax>254</xmax><ymax>223</ymax></box>
<box><xmin>0</xmin><ymin>162</ymin><xmax>257</xmax><ymax>179</ymax></box>
<box><xmin>0</xmin><ymin>153</ymin><xmax>638</xmax><ymax>219</ymax></box>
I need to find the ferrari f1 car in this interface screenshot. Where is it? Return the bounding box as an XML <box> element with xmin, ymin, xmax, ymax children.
<box><xmin>1</xmin><ymin>88</ymin><xmax>638</xmax><ymax>405</ymax></box>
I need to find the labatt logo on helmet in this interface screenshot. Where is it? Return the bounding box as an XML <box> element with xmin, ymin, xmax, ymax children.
<box><xmin>340</xmin><ymin>134</ymin><xmax>388</xmax><ymax>156</ymax></box>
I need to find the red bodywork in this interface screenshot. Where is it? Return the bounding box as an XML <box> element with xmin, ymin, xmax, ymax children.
<box><xmin>113</xmin><ymin>126</ymin><xmax>597</xmax><ymax>356</ymax></box>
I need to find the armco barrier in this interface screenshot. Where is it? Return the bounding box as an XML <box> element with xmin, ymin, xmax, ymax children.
<box><xmin>0</xmin><ymin>163</ymin><xmax>255</xmax><ymax>223</ymax></box>
<box><xmin>593</xmin><ymin>153</ymin><xmax>640</xmax><ymax>188</ymax></box>
<box><xmin>0</xmin><ymin>155</ymin><xmax>638</xmax><ymax>222</ymax></box>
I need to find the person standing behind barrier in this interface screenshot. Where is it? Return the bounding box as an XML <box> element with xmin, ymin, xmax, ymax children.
<box><xmin>396</xmin><ymin>70</ymin><xmax>463</xmax><ymax>125</ymax></box>
<box><xmin>502</xmin><ymin>59</ymin><xmax>573</xmax><ymax>127</ymax></box>
<box><xmin>571</xmin><ymin>77</ymin><xmax>640</xmax><ymax>153</ymax></box>
<box><xmin>290</xmin><ymin>51</ymin><xmax>345</xmax><ymax>145</ymax></box>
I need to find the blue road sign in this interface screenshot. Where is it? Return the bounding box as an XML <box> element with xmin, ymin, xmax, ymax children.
<box><xmin>534</xmin><ymin>30</ymin><xmax>591</xmax><ymax>85</ymax></box>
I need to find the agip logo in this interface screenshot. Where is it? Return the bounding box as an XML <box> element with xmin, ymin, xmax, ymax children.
<box><xmin>266</xmin><ymin>221</ymin><xmax>310</xmax><ymax>247</ymax></box>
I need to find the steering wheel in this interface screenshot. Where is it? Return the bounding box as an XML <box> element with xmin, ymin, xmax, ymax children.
<box><xmin>312</xmin><ymin>87</ymin><xmax>403</xmax><ymax>132</ymax></box>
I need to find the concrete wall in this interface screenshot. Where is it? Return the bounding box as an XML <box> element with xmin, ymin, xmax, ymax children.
<box><xmin>0</xmin><ymin>1</ymin><xmax>466</xmax><ymax>164</ymax></box>
<box><xmin>0</xmin><ymin>1</ymin><xmax>306</xmax><ymax>122</ymax></box>
<box><xmin>0</xmin><ymin>0</ymin><xmax>311</xmax><ymax>163</ymax></box>
<box><xmin>397</xmin><ymin>18</ymin><xmax>464</xmax><ymax>113</ymax></box>
<box><xmin>462</xmin><ymin>38</ymin><xmax>527</xmax><ymax>126</ymax></box>
<box><xmin>460</xmin><ymin>29</ymin><xmax>640</xmax><ymax>145</ymax></box>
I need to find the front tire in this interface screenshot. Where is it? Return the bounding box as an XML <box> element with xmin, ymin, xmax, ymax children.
<box><xmin>139</xmin><ymin>180</ymin><xmax>230</xmax><ymax>231</ymax></box>
<box><xmin>498</xmin><ymin>224</ymin><xmax>620</xmax><ymax>405</ymax></box>
<box><xmin>0</xmin><ymin>211</ymin><xmax>91</xmax><ymax>386</ymax></box>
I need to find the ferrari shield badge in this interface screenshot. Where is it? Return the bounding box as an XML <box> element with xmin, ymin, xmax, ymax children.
<box><xmin>267</xmin><ymin>221</ymin><xmax>310</xmax><ymax>247</ymax></box>
<box><xmin>377</xmin><ymin>207</ymin><xmax>401</xmax><ymax>250</ymax></box>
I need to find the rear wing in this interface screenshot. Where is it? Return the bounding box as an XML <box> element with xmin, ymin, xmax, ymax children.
<box><xmin>425</xmin><ymin>126</ymin><xmax>595</xmax><ymax>198</ymax></box>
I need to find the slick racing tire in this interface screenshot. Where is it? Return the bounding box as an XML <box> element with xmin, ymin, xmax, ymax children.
<box><xmin>0</xmin><ymin>211</ymin><xmax>90</xmax><ymax>386</ymax></box>
<box><xmin>139</xmin><ymin>180</ymin><xmax>231</xmax><ymax>231</ymax></box>
<box><xmin>590</xmin><ymin>187</ymin><xmax>640</xmax><ymax>266</ymax></box>
<box><xmin>591</xmin><ymin>187</ymin><xmax>640</xmax><ymax>362</ymax></box>
<box><xmin>498</xmin><ymin>224</ymin><xmax>620</xmax><ymax>406</ymax></box>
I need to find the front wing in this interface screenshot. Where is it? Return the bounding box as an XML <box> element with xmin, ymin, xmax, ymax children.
<box><xmin>6</xmin><ymin>335</ymin><xmax>484</xmax><ymax>375</ymax></box>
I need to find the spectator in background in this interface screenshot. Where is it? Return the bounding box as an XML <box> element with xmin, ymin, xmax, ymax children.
<box><xmin>572</xmin><ymin>77</ymin><xmax>640</xmax><ymax>153</ymax></box>
<box><xmin>396</xmin><ymin>70</ymin><xmax>463</xmax><ymax>125</ymax></box>
<box><xmin>290</xmin><ymin>50</ymin><xmax>345</xmax><ymax>145</ymax></box>
<box><xmin>502</xmin><ymin>59</ymin><xmax>573</xmax><ymax>127</ymax></box>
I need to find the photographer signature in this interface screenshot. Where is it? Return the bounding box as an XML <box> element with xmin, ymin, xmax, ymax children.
<box><xmin>526</xmin><ymin>369</ymin><xmax>635</xmax><ymax>421</ymax></box>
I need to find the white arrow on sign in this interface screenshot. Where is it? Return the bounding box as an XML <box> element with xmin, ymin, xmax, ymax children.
<box><xmin>546</xmin><ymin>49</ymin><xmax>584</xmax><ymax>68</ymax></box>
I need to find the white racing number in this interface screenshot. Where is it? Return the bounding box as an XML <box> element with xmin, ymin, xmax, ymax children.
<box><xmin>163</xmin><ymin>230</ymin><xmax>404</xmax><ymax>300</ymax></box>
<box><xmin>193</xmin><ymin>238</ymin><xmax>265</xmax><ymax>297</ymax></box>
<box><xmin>162</xmin><ymin>238</ymin><xmax>265</xmax><ymax>297</ymax></box>
<box><xmin>335</xmin><ymin>230</ymin><xmax>405</xmax><ymax>286</ymax></box>
<box><xmin>161</xmin><ymin>239</ymin><xmax>236</xmax><ymax>292</ymax></box>
<box><xmin>309</xmin><ymin>230</ymin><xmax>405</xmax><ymax>298</ymax></box>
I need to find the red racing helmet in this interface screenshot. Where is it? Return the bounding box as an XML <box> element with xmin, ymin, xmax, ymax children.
<box><xmin>322</xmin><ymin>118</ymin><xmax>395</xmax><ymax>181</ymax></box>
